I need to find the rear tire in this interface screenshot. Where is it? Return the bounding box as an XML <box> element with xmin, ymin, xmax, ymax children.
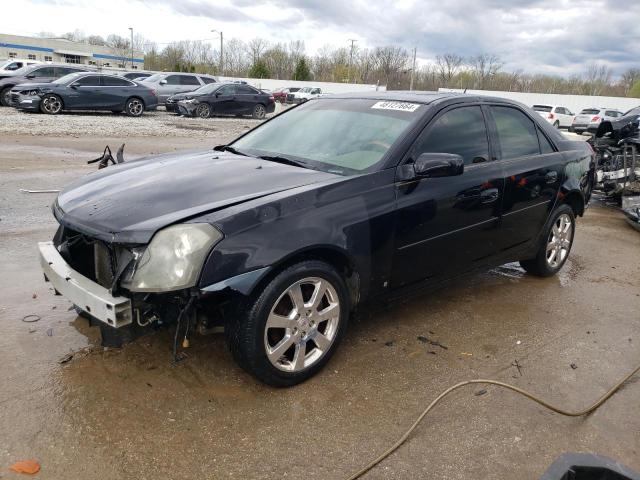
<box><xmin>252</xmin><ymin>103</ymin><xmax>266</xmax><ymax>119</ymax></box>
<box><xmin>125</xmin><ymin>97</ymin><xmax>145</xmax><ymax>117</ymax></box>
<box><xmin>225</xmin><ymin>260</ymin><xmax>349</xmax><ymax>387</ymax></box>
<box><xmin>520</xmin><ymin>204</ymin><xmax>575</xmax><ymax>277</ymax></box>
<box><xmin>0</xmin><ymin>86</ymin><xmax>12</xmax><ymax>106</ymax></box>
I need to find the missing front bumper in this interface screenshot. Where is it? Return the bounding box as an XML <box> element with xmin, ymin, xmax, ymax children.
<box><xmin>38</xmin><ymin>241</ymin><xmax>133</xmax><ymax>328</ymax></box>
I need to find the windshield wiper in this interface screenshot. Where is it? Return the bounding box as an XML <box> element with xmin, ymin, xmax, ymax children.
<box><xmin>213</xmin><ymin>144</ymin><xmax>252</xmax><ymax>157</ymax></box>
<box><xmin>258</xmin><ymin>155</ymin><xmax>311</xmax><ymax>169</ymax></box>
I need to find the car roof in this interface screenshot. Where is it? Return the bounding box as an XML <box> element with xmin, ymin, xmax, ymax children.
<box><xmin>323</xmin><ymin>90</ymin><xmax>528</xmax><ymax>106</ymax></box>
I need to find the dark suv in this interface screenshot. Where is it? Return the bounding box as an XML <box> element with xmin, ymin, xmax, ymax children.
<box><xmin>0</xmin><ymin>63</ymin><xmax>92</xmax><ymax>106</ymax></box>
<box><xmin>38</xmin><ymin>92</ymin><xmax>594</xmax><ymax>387</ymax></box>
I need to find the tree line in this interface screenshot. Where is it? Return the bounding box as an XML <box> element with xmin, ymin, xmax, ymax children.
<box><xmin>38</xmin><ymin>31</ymin><xmax>640</xmax><ymax>97</ymax></box>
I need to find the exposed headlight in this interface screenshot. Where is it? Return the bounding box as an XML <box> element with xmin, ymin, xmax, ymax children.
<box><xmin>183</xmin><ymin>98</ymin><xmax>198</xmax><ymax>104</ymax></box>
<box><xmin>122</xmin><ymin>223</ymin><xmax>222</xmax><ymax>292</ymax></box>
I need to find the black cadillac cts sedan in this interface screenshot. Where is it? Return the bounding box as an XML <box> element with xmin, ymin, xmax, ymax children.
<box><xmin>39</xmin><ymin>92</ymin><xmax>594</xmax><ymax>386</ymax></box>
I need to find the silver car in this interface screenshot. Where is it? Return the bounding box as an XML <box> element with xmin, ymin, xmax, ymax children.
<box><xmin>141</xmin><ymin>72</ymin><xmax>217</xmax><ymax>104</ymax></box>
<box><xmin>571</xmin><ymin>107</ymin><xmax>623</xmax><ymax>134</ymax></box>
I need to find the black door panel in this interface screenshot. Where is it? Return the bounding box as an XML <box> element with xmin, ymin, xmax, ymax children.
<box><xmin>391</xmin><ymin>105</ymin><xmax>504</xmax><ymax>287</ymax></box>
<box><xmin>487</xmin><ymin>105</ymin><xmax>563</xmax><ymax>251</ymax></box>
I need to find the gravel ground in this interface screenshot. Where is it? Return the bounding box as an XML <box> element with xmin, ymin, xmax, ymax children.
<box><xmin>0</xmin><ymin>104</ymin><xmax>286</xmax><ymax>138</ymax></box>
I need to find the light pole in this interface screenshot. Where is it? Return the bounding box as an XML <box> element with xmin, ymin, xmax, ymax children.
<box><xmin>211</xmin><ymin>30</ymin><xmax>223</xmax><ymax>75</ymax></box>
<box><xmin>128</xmin><ymin>27</ymin><xmax>134</xmax><ymax>69</ymax></box>
<box><xmin>409</xmin><ymin>47</ymin><xmax>417</xmax><ymax>91</ymax></box>
<box><xmin>347</xmin><ymin>39</ymin><xmax>357</xmax><ymax>83</ymax></box>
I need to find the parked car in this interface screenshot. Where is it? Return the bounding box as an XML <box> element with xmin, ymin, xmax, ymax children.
<box><xmin>571</xmin><ymin>108</ymin><xmax>624</xmax><ymax>134</ymax></box>
<box><xmin>174</xmin><ymin>82</ymin><xmax>275</xmax><ymax>118</ymax></box>
<box><xmin>38</xmin><ymin>92</ymin><xmax>593</xmax><ymax>386</ymax></box>
<box><xmin>11</xmin><ymin>72</ymin><xmax>157</xmax><ymax>116</ymax></box>
<box><xmin>290</xmin><ymin>86</ymin><xmax>326</xmax><ymax>103</ymax></box>
<box><xmin>0</xmin><ymin>63</ymin><xmax>92</xmax><ymax>106</ymax></box>
<box><xmin>0</xmin><ymin>58</ymin><xmax>41</xmax><ymax>75</ymax></box>
<box><xmin>272</xmin><ymin>87</ymin><xmax>300</xmax><ymax>103</ymax></box>
<box><xmin>532</xmin><ymin>105</ymin><xmax>574</xmax><ymax>129</ymax></box>
<box><xmin>141</xmin><ymin>72</ymin><xmax>217</xmax><ymax>104</ymax></box>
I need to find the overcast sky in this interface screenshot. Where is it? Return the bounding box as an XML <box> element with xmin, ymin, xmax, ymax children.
<box><xmin>4</xmin><ymin>0</ymin><xmax>639</xmax><ymax>76</ymax></box>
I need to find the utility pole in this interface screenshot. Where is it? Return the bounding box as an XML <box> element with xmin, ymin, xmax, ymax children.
<box><xmin>128</xmin><ymin>27</ymin><xmax>134</xmax><ymax>69</ymax></box>
<box><xmin>409</xmin><ymin>46</ymin><xmax>417</xmax><ymax>91</ymax></box>
<box><xmin>347</xmin><ymin>39</ymin><xmax>357</xmax><ymax>83</ymax></box>
<box><xmin>212</xmin><ymin>30</ymin><xmax>223</xmax><ymax>75</ymax></box>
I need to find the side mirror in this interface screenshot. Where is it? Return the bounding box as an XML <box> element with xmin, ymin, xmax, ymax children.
<box><xmin>413</xmin><ymin>153</ymin><xmax>464</xmax><ymax>178</ymax></box>
<box><xmin>25</xmin><ymin>74</ymin><xmax>35</xmax><ymax>79</ymax></box>
<box><xmin>70</xmin><ymin>84</ymin><xmax>78</xmax><ymax>89</ymax></box>
<box><xmin>159</xmin><ymin>79</ymin><xmax>167</xmax><ymax>85</ymax></box>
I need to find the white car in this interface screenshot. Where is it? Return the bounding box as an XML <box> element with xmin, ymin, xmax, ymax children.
<box><xmin>532</xmin><ymin>105</ymin><xmax>574</xmax><ymax>129</ymax></box>
<box><xmin>571</xmin><ymin>108</ymin><xmax>624</xmax><ymax>134</ymax></box>
<box><xmin>292</xmin><ymin>87</ymin><xmax>327</xmax><ymax>103</ymax></box>
<box><xmin>0</xmin><ymin>58</ymin><xmax>41</xmax><ymax>75</ymax></box>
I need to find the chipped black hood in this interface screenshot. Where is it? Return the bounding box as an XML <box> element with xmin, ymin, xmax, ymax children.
<box><xmin>54</xmin><ymin>150</ymin><xmax>338</xmax><ymax>244</ymax></box>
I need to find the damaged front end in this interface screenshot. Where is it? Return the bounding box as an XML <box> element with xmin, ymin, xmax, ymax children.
<box><xmin>39</xmin><ymin>221</ymin><xmax>225</xmax><ymax>352</ymax></box>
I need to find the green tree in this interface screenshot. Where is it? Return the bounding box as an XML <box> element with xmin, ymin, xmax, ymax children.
<box><xmin>294</xmin><ymin>57</ymin><xmax>311</xmax><ymax>81</ymax></box>
<box><xmin>248</xmin><ymin>60</ymin><xmax>270</xmax><ymax>79</ymax></box>
<box><xmin>629</xmin><ymin>80</ymin><xmax>640</xmax><ymax>98</ymax></box>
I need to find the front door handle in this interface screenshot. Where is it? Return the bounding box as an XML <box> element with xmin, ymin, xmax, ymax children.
<box><xmin>545</xmin><ymin>171</ymin><xmax>558</xmax><ymax>183</ymax></box>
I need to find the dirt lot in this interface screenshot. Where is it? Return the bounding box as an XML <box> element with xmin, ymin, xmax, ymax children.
<box><xmin>0</xmin><ymin>109</ymin><xmax>639</xmax><ymax>480</ymax></box>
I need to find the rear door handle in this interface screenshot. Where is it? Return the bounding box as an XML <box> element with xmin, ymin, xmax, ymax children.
<box><xmin>545</xmin><ymin>171</ymin><xmax>558</xmax><ymax>183</ymax></box>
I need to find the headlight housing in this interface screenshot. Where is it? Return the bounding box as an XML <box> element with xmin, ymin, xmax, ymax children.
<box><xmin>122</xmin><ymin>223</ymin><xmax>222</xmax><ymax>292</ymax></box>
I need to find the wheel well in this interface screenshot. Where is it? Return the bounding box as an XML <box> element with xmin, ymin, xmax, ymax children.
<box><xmin>127</xmin><ymin>96</ymin><xmax>145</xmax><ymax>107</ymax></box>
<box><xmin>250</xmin><ymin>247</ymin><xmax>360</xmax><ymax>307</ymax></box>
<box><xmin>563</xmin><ymin>191</ymin><xmax>585</xmax><ymax>217</ymax></box>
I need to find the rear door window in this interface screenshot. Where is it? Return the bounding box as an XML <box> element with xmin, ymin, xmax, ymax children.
<box><xmin>200</xmin><ymin>76</ymin><xmax>216</xmax><ymax>84</ymax></box>
<box><xmin>103</xmin><ymin>76</ymin><xmax>133</xmax><ymax>86</ymax></box>
<box><xmin>217</xmin><ymin>85</ymin><xmax>237</xmax><ymax>95</ymax></box>
<box><xmin>180</xmin><ymin>75</ymin><xmax>201</xmax><ymax>85</ymax></box>
<box><xmin>538</xmin><ymin>128</ymin><xmax>555</xmax><ymax>154</ymax></box>
<box><xmin>491</xmin><ymin>106</ymin><xmax>540</xmax><ymax>159</ymax></box>
<box><xmin>412</xmin><ymin>106</ymin><xmax>490</xmax><ymax>166</ymax></box>
<box><xmin>237</xmin><ymin>85</ymin><xmax>258</xmax><ymax>94</ymax></box>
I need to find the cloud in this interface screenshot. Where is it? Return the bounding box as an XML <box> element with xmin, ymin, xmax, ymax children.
<box><xmin>5</xmin><ymin>0</ymin><xmax>639</xmax><ymax>76</ymax></box>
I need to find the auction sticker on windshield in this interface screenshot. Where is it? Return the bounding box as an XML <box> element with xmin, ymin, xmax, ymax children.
<box><xmin>371</xmin><ymin>101</ymin><xmax>420</xmax><ymax>112</ymax></box>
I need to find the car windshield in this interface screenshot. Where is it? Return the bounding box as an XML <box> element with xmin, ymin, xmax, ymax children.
<box><xmin>299</xmin><ymin>87</ymin><xmax>312</xmax><ymax>93</ymax></box>
<box><xmin>580</xmin><ymin>109</ymin><xmax>600</xmax><ymax>114</ymax></box>
<box><xmin>232</xmin><ymin>98</ymin><xmax>425</xmax><ymax>175</ymax></box>
<box><xmin>623</xmin><ymin>107</ymin><xmax>640</xmax><ymax>116</ymax></box>
<box><xmin>52</xmin><ymin>72</ymin><xmax>84</xmax><ymax>85</ymax></box>
<box><xmin>533</xmin><ymin>105</ymin><xmax>553</xmax><ymax>112</ymax></box>
<box><xmin>143</xmin><ymin>74</ymin><xmax>165</xmax><ymax>82</ymax></box>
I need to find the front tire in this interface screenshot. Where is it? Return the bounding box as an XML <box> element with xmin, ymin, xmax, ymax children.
<box><xmin>520</xmin><ymin>204</ymin><xmax>575</xmax><ymax>277</ymax></box>
<box><xmin>225</xmin><ymin>260</ymin><xmax>349</xmax><ymax>387</ymax></box>
<box><xmin>40</xmin><ymin>94</ymin><xmax>63</xmax><ymax>114</ymax></box>
<box><xmin>195</xmin><ymin>103</ymin><xmax>211</xmax><ymax>118</ymax></box>
<box><xmin>125</xmin><ymin>97</ymin><xmax>145</xmax><ymax>117</ymax></box>
<box><xmin>252</xmin><ymin>103</ymin><xmax>266</xmax><ymax>119</ymax></box>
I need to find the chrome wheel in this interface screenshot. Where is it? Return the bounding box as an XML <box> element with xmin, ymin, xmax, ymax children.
<box><xmin>264</xmin><ymin>277</ymin><xmax>340</xmax><ymax>373</ymax></box>
<box><xmin>253</xmin><ymin>104</ymin><xmax>266</xmax><ymax>119</ymax></box>
<box><xmin>127</xmin><ymin>99</ymin><xmax>144</xmax><ymax>116</ymax></box>
<box><xmin>196</xmin><ymin>103</ymin><xmax>210</xmax><ymax>118</ymax></box>
<box><xmin>42</xmin><ymin>95</ymin><xmax>62</xmax><ymax>114</ymax></box>
<box><xmin>546</xmin><ymin>213</ymin><xmax>572</xmax><ymax>268</ymax></box>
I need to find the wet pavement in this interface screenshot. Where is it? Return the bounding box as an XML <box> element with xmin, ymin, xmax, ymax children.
<box><xmin>1</xmin><ymin>133</ymin><xmax>639</xmax><ymax>479</ymax></box>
